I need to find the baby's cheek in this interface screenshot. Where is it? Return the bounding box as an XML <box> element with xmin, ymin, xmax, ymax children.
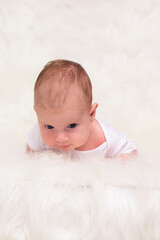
<box><xmin>41</xmin><ymin>132</ymin><xmax>56</xmax><ymax>147</ymax></box>
<box><xmin>73</xmin><ymin>129</ymin><xmax>89</xmax><ymax>144</ymax></box>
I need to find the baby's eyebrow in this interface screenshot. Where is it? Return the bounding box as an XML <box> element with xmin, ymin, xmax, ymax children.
<box><xmin>66</xmin><ymin>120</ymin><xmax>79</xmax><ymax>124</ymax></box>
<box><xmin>39</xmin><ymin>121</ymin><xmax>54</xmax><ymax>125</ymax></box>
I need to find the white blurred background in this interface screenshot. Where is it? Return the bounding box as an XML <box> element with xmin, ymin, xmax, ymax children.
<box><xmin>0</xmin><ymin>0</ymin><xmax>160</xmax><ymax>155</ymax></box>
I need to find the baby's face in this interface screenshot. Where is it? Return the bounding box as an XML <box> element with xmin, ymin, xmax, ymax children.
<box><xmin>34</xmin><ymin>94</ymin><xmax>94</xmax><ymax>152</ymax></box>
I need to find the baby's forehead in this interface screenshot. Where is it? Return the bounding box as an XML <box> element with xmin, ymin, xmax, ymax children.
<box><xmin>58</xmin><ymin>93</ymin><xmax>89</xmax><ymax>112</ymax></box>
<box><xmin>35</xmin><ymin>102</ymin><xmax>89</xmax><ymax>126</ymax></box>
<box><xmin>36</xmin><ymin>91</ymin><xmax>89</xmax><ymax>113</ymax></box>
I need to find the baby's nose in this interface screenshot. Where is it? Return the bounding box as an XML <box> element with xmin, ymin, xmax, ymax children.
<box><xmin>55</xmin><ymin>132</ymin><xmax>68</xmax><ymax>142</ymax></box>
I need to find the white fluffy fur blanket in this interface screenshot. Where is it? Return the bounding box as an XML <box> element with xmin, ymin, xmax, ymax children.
<box><xmin>0</xmin><ymin>146</ymin><xmax>160</xmax><ymax>239</ymax></box>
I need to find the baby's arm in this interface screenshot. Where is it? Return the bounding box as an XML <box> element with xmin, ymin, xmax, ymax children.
<box><xmin>26</xmin><ymin>123</ymin><xmax>46</xmax><ymax>153</ymax></box>
<box><xmin>106</xmin><ymin>150</ymin><xmax>137</xmax><ymax>162</ymax></box>
<box><xmin>103</xmin><ymin>122</ymin><xmax>138</xmax><ymax>161</ymax></box>
<box><xmin>119</xmin><ymin>149</ymin><xmax>137</xmax><ymax>160</ymax></box>
<box><xmin>26</xmin><ymin>144</ymin><xmax>35</xmax><ymax>154</ymax></box>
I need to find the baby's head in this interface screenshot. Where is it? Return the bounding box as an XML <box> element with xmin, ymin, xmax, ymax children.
<box><xmin>34</xmin><ymin>59</ymin><xmax>92</xmax><ymax>111</ymax></box>
<box><xmin>34</xmin><ymin>59</ymin><xmax>98</xmax><ymax>151</ymax></box>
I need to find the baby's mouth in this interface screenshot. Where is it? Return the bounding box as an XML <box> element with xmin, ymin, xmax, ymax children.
<box><xmin>58</xmin><ymin>144</ymin><xmax>71</xmax><ymax>148</ymax></box>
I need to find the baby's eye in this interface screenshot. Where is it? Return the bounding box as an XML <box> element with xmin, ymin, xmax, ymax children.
<box><xmin>67</xmin><ymin>123</ymin><xmax>78</xmax><ymax>129</ymax></box>
<box><xmin>45</xmin><ymin>125</ymin><xmax>54</xmax><ymax>129</ymax></box>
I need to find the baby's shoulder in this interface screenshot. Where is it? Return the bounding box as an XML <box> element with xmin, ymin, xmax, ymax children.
<box><xmin>96</xmin><ymin>118</ymin><xmax>120</xmax><ymax>136</ymax></box>
<box><xmin>97</xmin><ymin>118</ymin><xmax>137</xmax><ymax>156</ymax></box>
<box><xmin>26</xmin><ymin>123</ymin><xmax>46</xmax><ymax>151</ymax></box>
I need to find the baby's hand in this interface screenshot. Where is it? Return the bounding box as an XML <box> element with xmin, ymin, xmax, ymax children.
<box><xmin>119</xmin><ymin>150</ymin><xmax>137</xmax><ymax>164</ymax></box>
<box><xmin>26</xmin><ymin>144</ymin><xmax>35</xmax><ymax>154</ymax></box>
<box><xmin>106</xmin><ymin>150</ymin><xmax>137</xmax><ymax>163</ymax></box>
<box><xmin>120</xmin><ymin>150</ymin><xmax>137</xmax><ymax>160</ymax></box>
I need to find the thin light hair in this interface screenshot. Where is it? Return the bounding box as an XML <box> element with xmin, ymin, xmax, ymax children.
<box><xmin>34</xmin><ymin>59</ymin><xmax>92</xmax><ymax>110</ymax></box>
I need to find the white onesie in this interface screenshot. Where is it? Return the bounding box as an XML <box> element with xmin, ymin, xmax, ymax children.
<box><xmin>26</xmin><ymin>119</ymin><xmax>137</xmax><ymax>159</ymax></box>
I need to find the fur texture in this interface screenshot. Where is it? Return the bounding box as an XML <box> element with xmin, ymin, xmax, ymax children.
<box><xmin>0</xmin><ymin>149</ymin><xmax>160</xmax><ymax>239</ymax></box>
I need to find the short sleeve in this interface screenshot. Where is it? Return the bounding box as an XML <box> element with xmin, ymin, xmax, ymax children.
<box><xmin>26</xmin><ymin>123</ymin><xmax>46</xmax><ymax>151</ymax></box>
<box><xmin>106</xmin><ymin>125</ymin><xmax>137</xmax><ymax>157</ymax></box>
<box><xmin>97</xmin><ymin>119</ymin><xmax>137</xmax><ymax>158</ymax></box>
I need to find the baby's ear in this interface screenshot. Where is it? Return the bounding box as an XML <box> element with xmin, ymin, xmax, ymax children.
<box><xmin>90</xmin><ymin>103</ymin><xmax>98</xmax><ymax>121</ymax></box>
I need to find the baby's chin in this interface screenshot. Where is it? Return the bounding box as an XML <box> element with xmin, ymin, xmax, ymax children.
<box><xmin>44</xmin><ymin>143</ymin><xmax>74</xmax><ymax>152</ymax></box>
<box><xmin>56</xmin><ymin>144</ymin><xmax>75</xmax><ymax>152</ymax></box>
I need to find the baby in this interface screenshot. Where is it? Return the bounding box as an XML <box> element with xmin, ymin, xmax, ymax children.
<box><xmin>26</xmin><ymin>59</ymin><xmax>137</xmax><ymax>159</ymax></box>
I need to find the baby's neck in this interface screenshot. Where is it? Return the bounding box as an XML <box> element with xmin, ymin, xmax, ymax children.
<box><xmin>76</xmin><ymin>119</ymin><xmax>106</xmax><ymax>151</ymax></box>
